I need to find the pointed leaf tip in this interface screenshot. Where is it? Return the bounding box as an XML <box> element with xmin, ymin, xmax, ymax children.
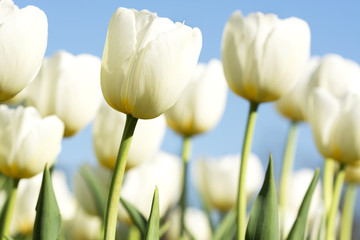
<box><xmin>33</xmin><ymin>166</ymin><xmax>61</xmax><ymax>240</ymax></box>
<box><xmin>120</xmin><ymin>197</ymin><xmax>147</xmax><ymax>235</ymax></box>
<box><xmin>145</xmin><ymin>186</ymin><xmax>160</xmax><ymax>240</ymax></box>
<box><xmin>245</xmin><ymin>154</ymin><xmax>279</xmax><ymax>240</ymax></box>
<box><xmin>287</xmin><ymin>169</ymin><xmax>320</xmax><ymax>240</ymax></box>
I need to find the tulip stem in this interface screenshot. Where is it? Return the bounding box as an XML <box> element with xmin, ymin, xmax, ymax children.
<box><xmin>236</xmin><ymin>101</ymin><xmax>259</xmax><ymax>240</ymax></box>
<box><xmin>326</xmin><ymin>163</ymin><xmax>345</xmax><ymax>240</ymax></box>
<box><xmin>278</xmin><ymin>120</ymin><xmax>298</xmax><ymax>238</ymax></box>
<box><xmin>324</xmin><ymin>158</ymin><xmax>335</xmax><ymax>218</ymax></box>
<box><xmin>103</xmin><ymin>114</ymin><xmax>138</xmax><ymax>240</ymax></box>
<box><xmin>180</xmin><ymin>136</ymin><xmax>192</xmax><ymax>239</ymax></box>
<box><xmin>0</xmin><ymin>178</ymin><xmax>19</xmax><ymax>239</ymax></box>
<box><xmin>340</xmin><ymin>183</ymin><xmax>357</xmax><ymax>240</ymax></box>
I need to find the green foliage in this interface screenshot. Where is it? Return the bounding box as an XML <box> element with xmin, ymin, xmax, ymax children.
<box><xmin>120</xmin><ymin>197</ymin><xmax>147</xmax><ymax>235</ymax></box>
<box><xmin>287</xmin><ymin>169</ymin><xmax>320</xmax><ymax>240</ymax></box>
<box><xmin>213</xmin><ymin>210</ymin><xmax>236</xmax><ymax>240</ymax></box>
<box><xmin>245</xmin><ymin>154</ymin><xmax>279</xmax><ymax>240</ymax></box>
<box><xmin>144</xmin><ymin>187</ymin><xmax>160</xmax><ymax>240</ymax></box>
<box><xmin>33</xmin><ymin>166</ymin><xmax>61</xmax><ymax>240</ymax></box>
<box><xmin>80</xmin><ymin>165</ymin><xmax>107</xmax><ymax>217</ymax></box>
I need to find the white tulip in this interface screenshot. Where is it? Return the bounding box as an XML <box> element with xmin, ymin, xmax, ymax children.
<box><xmin>307</xmin><ymin>54</ymin><xmax>360</xmax><ymax>99</ymax></box>
<box><xmin>118</xmin><ymin>152</ymin><xmax>182</xmax><ymax>223</ymax></box>
<box><xmin>194</xmin><ymin>153</ymin><xmax>263</xmax><ymax>211</ymax></box>
<box><xmin>0</xmin><ymin>105</ymin><xmax>64</xmax><ymax>179</ymax></box>
<box><xmin>25</xmin><ymin>50</ymin><xmax>102</xmax><ymax>137</ymax></box>
<box><xmin>10</xmin><ymin>170</ymin><xmax>76</xmax><ymax>235</ymax></box>
<box><xmin>101</xmin><ymin>8</ymin><xmax>202</xmax><ymax>119</ymax></box>
<box><xmin>0</xmin><ymin>0</ymin><xmax>47</xmax><ymax>101</ymax></box>
<box><xmin>164</xmin><ymin>207</ymin><xmax>212</xmax><ymax>240</ymax></box>
<box><xmin>222</xmin><ymin>11</ymin><xmax>310</xmax><ymax>103</ymax></box>
<box><xmin>165</xmin><ymin>59</ymin><xmax>228</xmax><ymax>136</ymax></box>
<box><xmin>276</xmin><ymin>57</ymin><xmax>320</xmax><ymax>121</ymax></box>
<box><xmin>93</xmin><ymin>102</ymin><xmax>166</xmax><ymax>169</ymax></box>
<box><xmin>308</xmin><ymin>89</ymin><xmax>360</xmax><ymax>164</ymax></box>
<box><xmin>63</xmin><ymin>206</ymin><xmax>102</xmax><ymax>240</ymax></box>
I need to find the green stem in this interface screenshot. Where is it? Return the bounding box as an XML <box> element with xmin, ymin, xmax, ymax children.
<box><xmin>180</xmin><ymin>136</ymin><xmax>192</xmax><ymax>239</ymax></box>
<box><xmin>0</xmin><ymin>178</ymin><xmax>19</xmax><ymax>239</ymax></box>
<box><xmin>324</xmin><ymin>158</ymin><xmax>335</xmax><ymax>218</ymax></box>
<box><xmin>278</xmin><ymin>121</ymin><xmax>298</xmax><ymax>238</ymax></box>
<box><xmin>326</xmin><ymin>163</ymin><xmax>345</xmax><ymax>240</ymax></box>
<box><xmin>340</xmin><ymin>183</ymin><xmax>357</xmax><ymax>240</ymax></box>
<box><xmin>103</xmin><ymin>114</ymin><xmax>138</xmax><ymax>240</ymax></box>
<box><xmin>236</xmin><ymin>101</ymin><xmax>259</xmax><ymax>240</ymax></box>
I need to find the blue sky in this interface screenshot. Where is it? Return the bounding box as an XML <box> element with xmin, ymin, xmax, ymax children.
<box><xmin>16</xmin><ymin>0</ymin><xmax>360</xmax><ymax>215</ymax></box>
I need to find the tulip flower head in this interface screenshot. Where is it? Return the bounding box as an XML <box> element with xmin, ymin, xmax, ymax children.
<box><xmin>164</xmin><ymin>208</ymin><xmax>212</xmax><ymax>240</ymax></box>
<box><xmin>118</xmin><ymin>152</ymin><xmax>182</xmax><ymax>222</ymax></box>
<box><xmin>165</xmin><ymin>59</ymin><xmax>228</xmax><ymax>136</ymax></box>
<box><xmin>307</xmin><ymin>54</ymin><xmax>360</xmax><ymax>99</ymax></box>
<box><xmin>222</xmin><ymin>11</ymin><xmax>310</xmax><ymax>103</ymax></box>
<box><xmin>25</xmin><ymin>50</ymin><xmax>102</xmax><ymax>137</ymax></box>
<box><xmin>101</xmin><ymin>8</ymin><xmax>202</xmax><ymax>119</ymax></box>
<box><xmin>194</xmin><ymin>153</ymin><xmax>263</xmax><ymax>212</ymax></box>
<box><xmin>308</xmin><ymin>88</ymin><xmax>360</xmax><ymax>164</ymax></box>
<box><xmin>276</xmin><ymin>57</ymin><xmax>320</xmax><ymax>122</ymax></box>
<box><xmin>0</xmin><ymin>105</ymin><xmax>64</xmax><ymax>179</ymax></box>
<box><xmin>0</xmin><ymin>0</ymin><xmax>48</xmax><ymax>101</ymax></box>
<box><xmin>93</xmin><ymin>102</ymin><xmax>166</xmax><ymax>169</ymax></box>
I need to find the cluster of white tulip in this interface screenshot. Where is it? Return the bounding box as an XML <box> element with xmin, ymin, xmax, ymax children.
<box><xmin>0</xmin><ymin>0</ymin><xmax>359</xmax><ymax>240</ymax></box>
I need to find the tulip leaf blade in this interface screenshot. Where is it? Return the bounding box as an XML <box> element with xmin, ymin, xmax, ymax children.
<box><xmin>80</xmin><ymin>165</ymin><xmax>106</xmax><ymax>218</ymax></box>
<box><xmin>287</xmin><ymin>169</ymin><xmax>320</xmax><ymax>240</ymax></box>
<box><xmin>213</xmin><ymin>210</ymin><xmax>236</xmax><ymax>240</ymax></box>
<box><xmin>245</xmin><ymin>154</ymin><xmax>279</xmax><ymax>240</ymax></box>
<box><xmin>33</xmin><ymin>165</ymin><xmax>61</xmax><ymax>240</ymax></box>
<box><xmin>120</xmin><ymin>197</ymin><xmax>147</xmax><ymax>235</ymax></box>
<box><xmin>144</xmin><ymin>187</ymin><xmax>160</xmax><ymax>240</ymax></box>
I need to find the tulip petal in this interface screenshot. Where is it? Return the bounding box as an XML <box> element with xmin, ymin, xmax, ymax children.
<box><xmin>131</xmin><ymin>25</ymin><xmax>202</xmax><ymax>119</ymax></box>
<box><xmin>0</xmin><ymin>5</ymin><xmax>47</xmax><ymax>101</ymax></box>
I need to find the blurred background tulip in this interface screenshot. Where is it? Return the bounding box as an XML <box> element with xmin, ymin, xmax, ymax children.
<box><xmin>276</xmin><ymin>57</ymin><xmax>320</xmax><ymax>122</ymax></box>
<box><xmin>222</xmin><ymin>11</ymin><xmax>310</xmax><ymax>103</ymax></box>
<box><xmin>306</xmin><ymin>54</ymin><xmax>360</xmax><ymax>104</ymax></box>
<box><xmin>165</xmin><ymin>59</ymin><xmax>228</xmax><ymax>136</ymax></box>
<box><xmin>25</xmin><ymin>50</ymin><xmax>102</xmax><ymax>137</ymax></box>
<box><xmin>308</xmin><ymin>89</ymin><xmax>360</xmax><ymax>164</ymax></box>
<box><xmin>0</xmin><ymin>105</ymin><xmax>64</xmax><ymax>179</ymax></box>
<box><xmin>194</xmin><ymin>153</ymin><xmax>263</xmax><ymax>212</ymax></box>
<box><xmin>93</xmin><ymin>102</ymin><xmax>166</xmax><ymax>170</ymax></box>
<box><xmin>164</xmin><ymin>207</ymin><xmax>212</xmax><ymax>240</ymax></box>
<box><xmin>101</xmin><ymin>8</ymin><xmax>202</xmax><ymax>119</ymax></box>
<box><xmin>63</xmin><ymin>207</ymin><xmax>102</xmax><ymax>240</ymax></box>
<box><xmin>0</xmin><ymin>0</ymin><xmax>47</xmax><ymax>102</ymax></box>
<box><xmin>118</xmin><ymin>152</ymin><xmax>182</xmax><ymax>223</ymax></box>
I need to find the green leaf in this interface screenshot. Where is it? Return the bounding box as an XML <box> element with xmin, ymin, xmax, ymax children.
<box><xmin>120</xmin><ymin>197</ymin><xmax>147</xmax><ymax>235</ymax></box>
<box><xmin>213</xmin><ymin>210</ymin><xmax>236</xmax><ymax>240</ymax></box>
<box><xmin>33</xmin><ymin>166</ymin><xmax>61</xmax><ymax>240</ymax></box>
<box><xmin>245</xmin><ymin>154</ymin><xmax>279</xmax><ymax>240</ymax></box>
<box><xmin>144</xmin><ymin>187</ymin><xmax>160</xmax><ymax>240</ymax></box>
<box><xmin>80</xmin><ymin>165</ymin><xmax>107</xmax><ymax>217</ymax></box>
<box><xmin>287</xmin><ymin>169</ymin><xmax>320</xmax><ymax>240</ymax></box>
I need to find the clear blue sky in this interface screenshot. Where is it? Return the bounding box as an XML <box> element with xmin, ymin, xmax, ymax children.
<box><xmin>16</xmin><ymin>0</ymin><xmax>360</xmax><ymax>217</ymax></box>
